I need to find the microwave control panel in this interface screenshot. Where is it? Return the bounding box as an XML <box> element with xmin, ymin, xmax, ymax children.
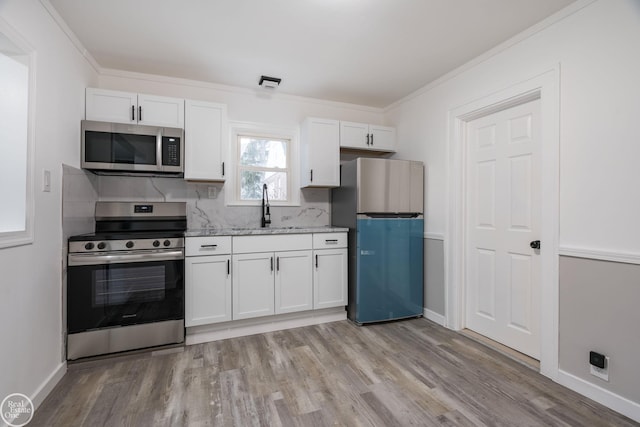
<box><xmin>162</xmin><ymin>136</ymin><xmax>181</xmax><ymax>166</ymax></box>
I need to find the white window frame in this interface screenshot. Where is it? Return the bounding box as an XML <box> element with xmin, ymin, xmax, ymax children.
<box><xmin>226</xmin><ymin>121</ymin><xmax>300</xmax><ymax>207</ymax></box>
<box><xmin>0</xmin><ymin>18</ymin><xmax>36</xmax><ymax>249</ymax></box>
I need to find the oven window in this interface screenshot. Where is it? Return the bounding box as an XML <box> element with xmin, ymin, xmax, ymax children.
<box><xmin>93</xmin><ymin>265</ymin><xmax>166</xmax><ymax>307</ymax></box>
<box><xmin>67</xmin><ymin>259</ymin><xmax>184</xmax><ymax>333</ymax></box>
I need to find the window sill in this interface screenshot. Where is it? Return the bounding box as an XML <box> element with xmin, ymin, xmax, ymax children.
<box><xmin>0</xmin><ymin>231</ymin><xmax>34</xmax><ymax>249</ymax></box>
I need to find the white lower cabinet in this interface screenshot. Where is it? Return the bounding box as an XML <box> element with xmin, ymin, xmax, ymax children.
<box><xmin>187</xmin><ymin>232</ymin><xmax>346</xmax><ymax>327</ymax></box>
<box><xmin>232</xmin><ymin>234</ymin><xmax>314</xmax><ymax>320</ymax></box>
<box><xmin>232</xmin><ymin>252</ymin><xmax>275</xmax><ymax>320</ymax></box>
<box><xmin>185</xmin><ymin>236</ymin><xmax>232</xmax><ymax>327</ymax></box>
<box><xmin>312</xmin><ymin>232</ymin><xmax>348</xmax><ymax>309</ymax></box>
<box><xmin>275</xmin><ymin>250</ymin><xmax>313</xmax><ymax>314</ymax></box>
<box><xmin>313</xmin><ymin>248</ymin><xmax>348</xmax><ymax>309</ymax></box>
<box><xmin>185</xmin><ymin>254</ymin><xmax>231</xmax><ymax>326</ymax></box>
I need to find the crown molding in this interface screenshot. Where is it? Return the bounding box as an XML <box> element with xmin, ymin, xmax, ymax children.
<box><xmin>383</xmin><ymin>0</ymin><xmax>598</xmax><ymax>112</ymax></box>
<box><xmin>39</xmin><ymin>0</ymin><xmax>101</xmax><ymax>73</ymax></box>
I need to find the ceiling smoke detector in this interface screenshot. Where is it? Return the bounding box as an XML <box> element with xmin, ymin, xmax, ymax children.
<box><xmin>259</xmin><ymin>75</ymin><xmax>281</xmax><ymax>89</ymax></box>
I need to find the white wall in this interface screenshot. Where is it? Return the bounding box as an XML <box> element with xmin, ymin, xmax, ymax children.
<box><xmin>385</xmin><ymin>0</ymin><xmax>640</xmax><ymax>414</ymax></box>
<box><xmin>0</xmin><ymin>0</ymin><xmax>97</xmax><ymax>408</ymax></box>
<box><xmin>387</xmin><ymin>0</ymin><xmax>640</xmax><ymax>251</ymax></box>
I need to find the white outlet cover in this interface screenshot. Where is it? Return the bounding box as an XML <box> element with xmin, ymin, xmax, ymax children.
<box><xmin>590</xmin><ymin>356</ymin><xmax>609</xmax><ymax>382</ymax></box>
<box><xmin>208</xmin><ymin>186</ymin><xmax>217</xmax><ymax>199</ymax></box>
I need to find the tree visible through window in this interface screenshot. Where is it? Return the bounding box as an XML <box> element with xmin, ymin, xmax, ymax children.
<box><xmin>238</xmin><ymin>135</ymin><xmax>289</xmax><ymax>202</ymax></box>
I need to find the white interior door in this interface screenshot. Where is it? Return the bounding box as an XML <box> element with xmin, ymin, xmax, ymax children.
<box><xmin>465</xmin><ymin>99</ymin><xmax>541</xmax><ymax>359</ymax></box>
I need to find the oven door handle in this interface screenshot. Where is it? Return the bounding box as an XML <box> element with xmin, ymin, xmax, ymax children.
<box><xmin>68</xmin><ymin>250</ymin><xmax>184</xmax><ymax>266</ymax></box>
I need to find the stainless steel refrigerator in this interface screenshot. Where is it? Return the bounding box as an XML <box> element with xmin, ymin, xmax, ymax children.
<box><xmin>332</xmin><ymin>158</ymin><xmax>424</xmax><ymax>324</ymax></box>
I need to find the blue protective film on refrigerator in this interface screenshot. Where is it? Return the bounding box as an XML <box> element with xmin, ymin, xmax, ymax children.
<box><xmin>355</xmin><ymin>218</ymin><xmax>424</xmax><ymax>323</ymax></box>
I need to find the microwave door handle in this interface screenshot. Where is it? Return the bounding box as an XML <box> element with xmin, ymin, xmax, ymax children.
<box><xmin>156</xmin><ymin>130</ymin><xmax>163</xmax><ymax>169</ymax></box>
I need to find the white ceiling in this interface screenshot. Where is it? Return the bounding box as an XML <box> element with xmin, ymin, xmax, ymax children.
<box><xmin>48</xmin><ymin>0</ymin><xmax>576</xmax><ymax>107</ymax></box>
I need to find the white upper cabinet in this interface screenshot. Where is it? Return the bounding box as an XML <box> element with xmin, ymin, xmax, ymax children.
<box><xmin>300</xmin><ymin>117</ymin><xmax>340</xmax><ymax>188</ymax></box>
<box><xmin>340</xmin><ymin>121</ymin><xmax>396</xmax><ymax>152</ymax></box>
<box><xmin>137</xmin><ymin>94</ymin><xmax>184</xmax><ymax>128</ymax></box>
<box><xmin>184</xmin><ymin>100</ymin><xmax>227</xmax><ymax>181</ymax></box>
<box><xmin>86</xmin><ymin>88</ymin><xmax>184</xmax><ymax>128</ymax></box>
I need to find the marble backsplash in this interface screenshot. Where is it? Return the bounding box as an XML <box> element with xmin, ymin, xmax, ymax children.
<box><xmin>61</xmin><ymin>164</ymin><xmax>98</xmax><ymax>241</ymax></box>
<box><xmin>97</xmin><ymin>175</ymin><xmax>331</xmax><ymax>230</ymax></box>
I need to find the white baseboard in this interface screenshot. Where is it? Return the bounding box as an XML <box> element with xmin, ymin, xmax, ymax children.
<box><xmin>423</xmin><ymin>308</ymin><xmax>446</xmax><ymax>326</ymax></box>
<box><xmin>32</xmin><ymin>362</ymin><xmax>66</xmax><ymax>410</ymax></box>
<box><xmin>186</xmin><ymin>308</ymin><xmax>347</xmax><ymax>346</ymax></box>
<box><xmin>557</xmin><ymin>369</ymin><xmax>640</xmax><ymax>423</ymax></box>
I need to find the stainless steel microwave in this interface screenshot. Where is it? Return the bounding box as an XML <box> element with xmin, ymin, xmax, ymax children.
<box><xmin>81</xmin><ymin>120</ymin><xmax>184</xmax><ymax>176</ymax></box>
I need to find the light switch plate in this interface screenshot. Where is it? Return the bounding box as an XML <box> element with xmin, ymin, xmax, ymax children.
<box><xmin>43</xmin><ymin>170</ymin><xmax>51</xmax><ymax>192</ymax></box>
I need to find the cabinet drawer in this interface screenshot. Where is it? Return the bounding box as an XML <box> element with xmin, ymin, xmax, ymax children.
<box><xmin>186</xmin><ymin>236</ymin><xmax>232</xmax><ymax>256</ymax></box>
<box><xmin>233</xmin><ymin>234</ymin><xmax>312</xmax><ymax>254</ymax></box>
<box><xmin>313</xmin><ymin>233</ymin><xmax>347</xmax><ymax>249</ymax></box>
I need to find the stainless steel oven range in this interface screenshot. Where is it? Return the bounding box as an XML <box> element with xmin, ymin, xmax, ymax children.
<box><xmin>67</xmin><ymin>201</ymin><xmax>186</xmax><ymax>360</ymax></box>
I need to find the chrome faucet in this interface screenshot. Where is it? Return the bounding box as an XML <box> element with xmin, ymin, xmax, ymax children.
<box><xmin>261</xmin><ymin>183</ymin><xmax>271</xmax><ymax>228</ymax></box>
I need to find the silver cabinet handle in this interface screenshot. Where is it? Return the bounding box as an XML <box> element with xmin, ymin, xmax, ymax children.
<box><xmin>315</xmin><ymin>254</ymin><xmax>318</xmax><ymax>268</ymax></box>
<box><xmin>200</xmin><ymin>244</ymin><xmax>218</xmax><ymax>249</ymax></box>
<box><xmin>325</xmin><ymin>239</ymin><xmax>338</xmax><ymax>244</ymax></box>
<box><xmin>138</xmin><ymin>105</ymin><xmax>142</xmax><ymax>121</ymax></box>
<box><xmin>131</xmin><ymin>105</ymin><xmax>135</xmax><ymax>121</ymax></box>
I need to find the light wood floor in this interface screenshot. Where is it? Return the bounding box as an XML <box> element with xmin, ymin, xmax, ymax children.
<box><xmin>32</xmin><ymin>319</ymin><xmax>638</xmax><ymax>426</ymax></box>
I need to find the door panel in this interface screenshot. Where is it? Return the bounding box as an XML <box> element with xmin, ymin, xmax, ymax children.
<box><xmin>465</xmin><ymin>99</ymin><xmax>541</xmax><ymax>359</ymax></box>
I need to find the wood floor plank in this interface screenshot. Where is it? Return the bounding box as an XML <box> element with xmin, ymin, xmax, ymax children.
<box><xmin>30</xmin><ymin>318</ymin><xmax>639</xmax><ymax>427</ymax></box>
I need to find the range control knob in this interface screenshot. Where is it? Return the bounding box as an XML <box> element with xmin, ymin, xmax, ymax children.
<box><xmin>97</xmin><ymin>242</ymin><xmax>106</xmax><ymax>250</ymax></box>
<box><xmin>153</xmin><ymin>240</ymin><xmax>161</xmax><ymax>247</ymax></box>
<box><xmin>126</xmin><ymin>241</ymin><xmax>134</xmax><ymax>249</ymax></box>
<box><xmin>84</xmin><ymin>242</ymin><xmax>95</xmax><ymax>250</ymax></box>
<box><xmin>163</xmin><ymin>239</ymin><xmax>171</xmax><ymax>247</ymax></box>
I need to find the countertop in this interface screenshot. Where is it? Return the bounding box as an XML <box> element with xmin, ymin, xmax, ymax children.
<box><xmin>185</xmin><ymin>226</ymin><xmax>348</xmax><ymax>237</ymax></box>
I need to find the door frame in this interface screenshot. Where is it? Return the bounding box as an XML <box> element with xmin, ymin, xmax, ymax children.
<box><xmin>445</xmin><ymin>67</ymin><xmax>560</xmax><ymax>379</ymax></box>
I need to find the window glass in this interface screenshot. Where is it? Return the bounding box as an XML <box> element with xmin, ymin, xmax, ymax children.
<box><xmin>0</xmin><ymin>30</ymin><xmax>31</xmax><ymax>241</ymax></box>
<box><xmin>237</xmin><ymin>135</ymin><xmax>290</xmax><ymax>202</ymax></box>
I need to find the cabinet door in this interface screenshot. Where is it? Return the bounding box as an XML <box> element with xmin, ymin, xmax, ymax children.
<box><xmin>232</xmin><ymin>252</ymin><xmax>274</xmax><ymax>320</ymax></box>
<box><xmin>137</xmin><ymin>93</ymin><xmax>184</xmax><ymax>128</ymax></box>
<box><xmin>301</xmin><ymin>118</ymin><xmax>340</xmax><ymax>187</ymax></box>
<box><xmin>369</xmin><ymin>125</ymin><xmax>396</xmax><ymax>152</ymax></box>
<box><xmin>275</xmin><ymin>250</ymin><xmax>313</xmax><ymax>314</ymax></box>
<box><xmin>184</xmin><ymin>100</ymin><xmax>226</xmax><ymax>181</ymax></box>
<box><xmin>185</xmin><ymin>255</ymin><xmax>231</xmax><ymax>326</ymax></box>
<box><xmin>313</xmin><ymin>248</ymin><xmax>348</xmax><ymax>309</ymax></box>
<box><xmin>85</xmin><ymin>88</ymin><xmax>137</xmax><ymax>124</ymax></box>
<box><xmin>339</xmin><ymin>121</ymin><xmax>369</xmax><ymax>149</ymax></box>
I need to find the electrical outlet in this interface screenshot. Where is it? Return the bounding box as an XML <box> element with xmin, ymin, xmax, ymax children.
<box><xmin>207</xmin><ymin>186</ymin><xmax>217</xmax><ymax>199</ymax></box>
<box><xmin>590</xmin><ymin>356</ymin><xmax>610</xmax><ymax>381</ymax></box>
